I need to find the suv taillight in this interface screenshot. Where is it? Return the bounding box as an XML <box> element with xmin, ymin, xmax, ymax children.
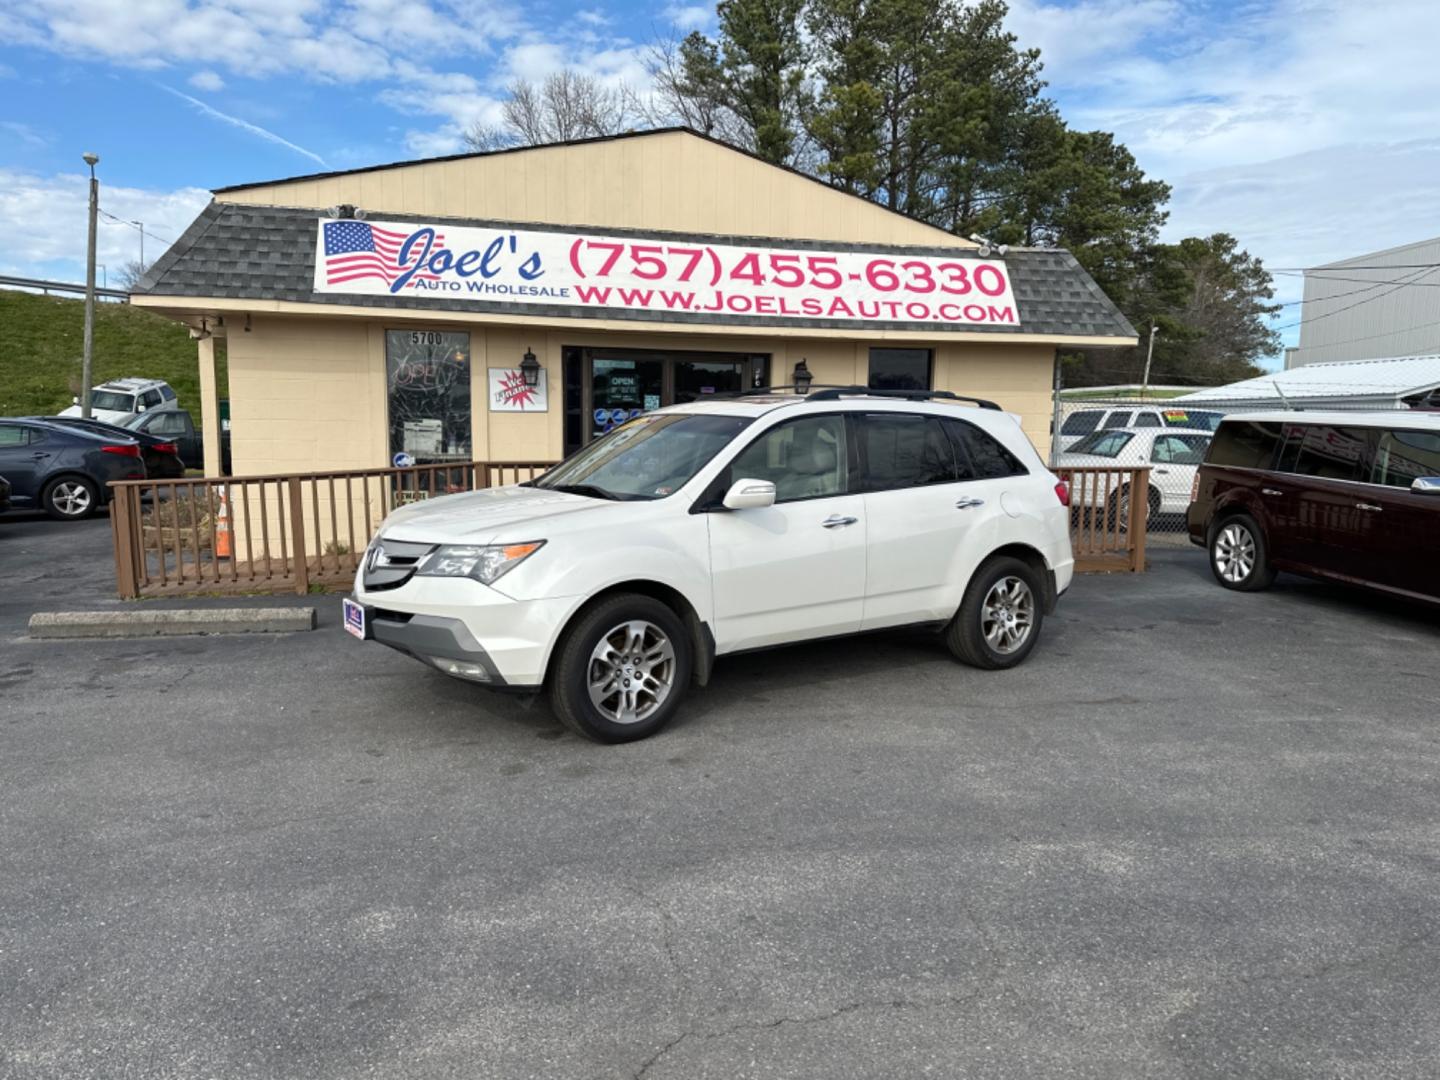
<box><xmin>102</xmin><ymin>443</ymin><xmax>141</xmax><ymax>458</ymax></box>
<box><xmin>152</xmin><ymin>442</ymin><xmax>178</xmax><ymax>454</ymax></box>
<box><xmin>1054</xmin><ymin>480</ymin><xmax>1070</xmax><ymax>507</ymax></box>
<box><xmin>1190</xmin><ymin>473</ymin><xmax>1201</xmax><ymax>503</ymax></box>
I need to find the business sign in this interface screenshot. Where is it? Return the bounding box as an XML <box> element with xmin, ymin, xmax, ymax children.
<box><xmin>488</xmin><ymin>367</ymin><xmax>548</xmax><ymax>412</ymax></box>
<box><xmin>314</xmin><ymin>219</ymin><xmax>1020</xmax><ymax>328</ymax></box>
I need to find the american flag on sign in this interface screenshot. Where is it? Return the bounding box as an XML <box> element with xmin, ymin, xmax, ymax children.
<box><xmin>321</xmin><ymin>220</ymin><xmax>448</xmax><ymax>287</ymax></box>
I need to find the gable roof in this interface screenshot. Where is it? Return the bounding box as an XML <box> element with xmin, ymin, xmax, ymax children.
<box><xmin>134</xmin><ymin>201</ymin><xmax>1136</xmax><ymax>342</ymax></box>
<box><xmin>212</xmin><ymin>127</ymin><xmax>966</xmax><ymax>249</ymax></box>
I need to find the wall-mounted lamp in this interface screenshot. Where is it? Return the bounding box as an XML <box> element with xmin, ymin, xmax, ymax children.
<box><xmin>326</xmin><ymin>204</ymin><xmax>365</xmax><ymax>220</ymax></box>
<box><xmin>520</xmin><ymin>347</ymin><xmax>541</xmax><ymax>388</ymax></box>
<box><xmin>189</xmin><ymin>317</ymin><xmax>211</xmax><ymax>341</ymax></box>
<box><xmin>244</xmin><ymin>313</ymin><xmax>252</xmax><ymax>333</ymax></box>
<box><xmin>792</xmin><ymin>358</ymin><xmax>813</xmax><ymax>395</ymax></box>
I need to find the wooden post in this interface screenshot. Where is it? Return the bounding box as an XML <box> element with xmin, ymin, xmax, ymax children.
<box><xmin>197</xmin><ymin>334</ymin><xmax>223</xmax><ymax>476</ymax></box>
<box><xmin>111</xmin><ymin>485</ymin><xmax>139</xmax><ymax>599</ymax></box>
<box><xmin>1128</xmin><ymin>467</ymin><xmax>1149</xmax><ymax>572</ymax></box>
<box><xmin>288</xmin><ymin>476</ymin><xmax>309</xmax><ymax>595</ymax></box>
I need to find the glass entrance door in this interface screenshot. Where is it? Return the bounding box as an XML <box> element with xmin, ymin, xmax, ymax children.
<box><xmin>566</xmin><ymin>347</ymin><xmax>771</xmax><ymax>454</ymax></box>
<box><xmin>591</xmin><ymin>357</ymin><xmax>664</xmax><ymax>439</ymax></box>
<box><xmin>674</xmin><ymin>360</ymin><xmax>744</xmax><ymax>404</ymax></box>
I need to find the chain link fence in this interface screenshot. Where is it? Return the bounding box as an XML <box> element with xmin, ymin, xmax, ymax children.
<box><xmin>1048</xmin><ymin>394</ymin><xmax>1411</xmax><ymax>545</ymax></box>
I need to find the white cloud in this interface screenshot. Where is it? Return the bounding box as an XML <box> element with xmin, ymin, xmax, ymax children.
<box><xmin>188</xmin><ymin>69</ymin><xmax>225</xmax><ymax>91</ymax></box>
<box><xmin>1</xmin><ymin>120</ymin><xmax>49</xmax><ymax>147</ymax></box>
<box><xmin>0</xmin><ymin>168</ymin><xmax>210</xmax><ymax>278</ymax></box>
<box><xmin>159</xmin><ymin>84</ymin><xmax>327</xmax><ymax>165</ymax></box>
<box><xmin>663</xmin><ymin>4</ymin><xmax>714</xmax><ymax>32</ymax></box>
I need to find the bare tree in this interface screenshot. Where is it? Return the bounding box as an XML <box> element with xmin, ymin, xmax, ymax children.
<box><xmin>641</xmin><ymin>33</ymin><xmax>749</xmax><ymax>147</ymax></box>
<box><xmin>113</xmin><ymin>259</ymin><xmax>149</xmax><ymax>291</ymax></box>
<box><xmin>463</xmin><ymin>71</ymin><xmax>635</xmax><ymax>151</ymax></box>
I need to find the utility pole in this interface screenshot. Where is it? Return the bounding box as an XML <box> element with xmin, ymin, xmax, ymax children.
<box><xmin>81</xmin><ymin>152</ymin><xmax>100</xmax><ymax>419</ymax></box>
<box><xmin>133</xmin><ymin>221</ymin><xmax>144</xmax><ymax>268</ymax></box>
<box><xmin>1140</xmin><ymin>324</ymin><xmax>1158</xmax><ymax>398</ymax></box>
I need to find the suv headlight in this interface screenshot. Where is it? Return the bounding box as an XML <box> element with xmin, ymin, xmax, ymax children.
<box><xmin>417</xmin><ymin>541</ymin><xmax>545</xmax><ymax>584</ymax></box>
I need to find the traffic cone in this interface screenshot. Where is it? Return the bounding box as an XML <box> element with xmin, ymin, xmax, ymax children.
<box><xmin>215</xmin><ymin>484</ymin><xmax>232</xmax><ymax>559</ymax></box>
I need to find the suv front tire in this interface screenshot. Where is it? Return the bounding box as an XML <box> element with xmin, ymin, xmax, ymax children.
<box><xmin>550</xmin><ymin>593</ymin><xmax>693</xmax><ymax>743</ymax></box>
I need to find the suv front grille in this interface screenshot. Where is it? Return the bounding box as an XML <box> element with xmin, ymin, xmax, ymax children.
<box><xmin>363</xmin><ymin>538</ymin><xmax>436</xmax><ymax>592</ymax></box>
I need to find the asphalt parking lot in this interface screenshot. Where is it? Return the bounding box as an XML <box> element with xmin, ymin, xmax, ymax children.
<box><xmin>3</xmin><ymin>511</ymin><xmax>1440</xmax><ymax>1079</ymax></box>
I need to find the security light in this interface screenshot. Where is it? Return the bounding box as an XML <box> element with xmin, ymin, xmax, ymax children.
<box><xmin>521</xmin><ymin>348</ymin><xmax>541</xmax><ymax>388</ymax></box>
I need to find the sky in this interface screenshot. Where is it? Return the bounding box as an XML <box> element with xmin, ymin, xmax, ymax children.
<box><xmin>2</xmin><ymin>0</ymin><xmax>1439</xmax><ymax>368</ymax></box>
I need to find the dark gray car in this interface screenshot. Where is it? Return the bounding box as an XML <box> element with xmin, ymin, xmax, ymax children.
<box><xmin>0</xmin><ymin>418</ymin><xmax>146</xmax><ymax>520</ymax></box>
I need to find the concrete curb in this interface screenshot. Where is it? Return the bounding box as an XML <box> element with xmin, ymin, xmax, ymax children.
<box><xmin>28</xmin><ymin>608</ymin><xmax>317</xmax><ymax>640</ymax></box>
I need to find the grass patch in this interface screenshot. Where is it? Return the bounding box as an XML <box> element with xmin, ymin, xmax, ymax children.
<box><xmin>0</xmin><ymin>288</ymin><xmax>228</xmax><ymax>417</ymax></box>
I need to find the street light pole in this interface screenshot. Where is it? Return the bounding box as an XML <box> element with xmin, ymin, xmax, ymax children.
<box><xmin>1140</xmin><ymin>324</ymin><xmax>1158</xmax><ymax>398</ymax></box>
<box><xmin>81</xmin><ymin>152</ymin><xmax>100</xmax><ymax>419</ymax></box>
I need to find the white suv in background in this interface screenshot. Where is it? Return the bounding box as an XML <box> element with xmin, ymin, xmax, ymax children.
<box><xmin>346</xmin><ymin>387</ymin><xmax>1075</xmax><ymax>742</ymax></box>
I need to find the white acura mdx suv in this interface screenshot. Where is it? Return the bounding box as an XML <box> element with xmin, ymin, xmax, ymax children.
<box><xmin>346</xmin><ymin>387</ymin><xmax>1074</xmax><ymax>742</ymax></box>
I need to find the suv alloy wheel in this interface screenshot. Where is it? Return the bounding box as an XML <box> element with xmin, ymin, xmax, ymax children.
<box><xmin>551</xmin><ymin>593</ymin><xmax>693</xmax><ymax>743</ymax></box>
<box><xmin>1208</xmin><ymin>513</ymin><xmax>1276</xmax><ymax>591</ymax></box>
<box><xmin>945</xmin><ymin>556</ymin><xmax>1045</xmax><ymax>669</ymax></box>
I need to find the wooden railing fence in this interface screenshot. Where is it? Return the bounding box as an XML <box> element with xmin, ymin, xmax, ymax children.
<box><xmin>1055</xmin><ymin>465</ymin><xmax>1151</xmax><ymax>573</ymax></box>
<box><xmin>109</xmin><ymin>462</ymin><xmax>1149</xmax><ymax>599</ymax></box>
<box><xmin>109</xmin><ymin>461</ymin><xmax>554</xmax><ymax>599</ymax></box>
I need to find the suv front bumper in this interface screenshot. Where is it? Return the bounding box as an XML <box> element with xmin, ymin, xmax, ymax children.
<box><xmin>350</xmin><ymin>577</ymin><xmax>575</xmax><ymax>690</ymax></box>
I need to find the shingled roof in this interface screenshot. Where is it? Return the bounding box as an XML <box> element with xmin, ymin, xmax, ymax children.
<box><xmin>136</xmin><ymin>201</ymin><xmax>1136</xmax><ymax>341</ymax></box>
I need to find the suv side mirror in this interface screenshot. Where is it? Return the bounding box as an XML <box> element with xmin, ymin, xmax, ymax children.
<box><xmin>722</xmin><ymin>478</ymin><xmax>776</xmax><ymax>510</ymax></box>
<box><xmin>135</xmin><ymin>403</ymin><xmax>146</xmax><ymax>412</ymax></box>
<box><xmin>1410</xmin><ymin>476</ymin><xmax>1440</xmax><ymax>494</ymax></box>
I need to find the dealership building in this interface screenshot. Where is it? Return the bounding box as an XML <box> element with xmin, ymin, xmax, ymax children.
<box><xmin>132</xmin><ymin>128</ymin><xmax>1135</xmax><ymax>477</ymax></box>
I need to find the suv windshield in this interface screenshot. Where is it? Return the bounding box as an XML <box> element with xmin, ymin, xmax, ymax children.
<box><xmin>90</xmin><ymin>391</ymin><xmax>136</xmax><ymax>412</ymax></box>
<box><xmin>1070</xmin><ymin>431</ymin><xmax>1134</xmax><ymax>457</ymax></box>
<box><xmin>533</xmin><ymin>412</ymin><xmax>754</xmax><ymax>500</ymax></box>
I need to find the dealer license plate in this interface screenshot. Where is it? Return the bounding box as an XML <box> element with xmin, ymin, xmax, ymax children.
<box><xmin>342</xmin><ymin>598</ymin><xmax>367</xmax><ymax>640</ymax></box>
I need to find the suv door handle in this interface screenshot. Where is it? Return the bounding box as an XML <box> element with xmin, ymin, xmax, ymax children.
<box><xmin>821</xmin><ymin>514</ymin><xmax>858</xmax><ymax>529</ymax></box>
<box><xmin>1261</xmin><ymin>488</ymin><xmax>1283</xmax><ymax>496</ymax></box>
<box><xmin>955</xmin><ymin>497</ymin><xmax>985</xmax><ymax>510</ymax></box>
<box><xmin>1355</xmin><ymin>502</ymin><xmax>1382</xmax><ymax>512</ymax></box>
<box><xmin>30</xmin><ymin>452</ymin><xmax>51</xmax><ymax>460</ymax></box>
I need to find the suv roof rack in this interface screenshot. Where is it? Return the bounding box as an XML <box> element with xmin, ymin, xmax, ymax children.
<box><xmin>803</xmin><ymin>385</ymin><xmax>1003</xmax><ymax>410</ymax></box>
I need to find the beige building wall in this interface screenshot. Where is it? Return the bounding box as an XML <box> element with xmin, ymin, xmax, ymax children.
<box><xmin>217</xmin><ymin>130</ymin><xmax>972</xmax><ymax>250</ymax></box>
<box><xmin>224</xmin><ymin>314</ymin><xmax>1057</xmax><ymax>478</ymax></box>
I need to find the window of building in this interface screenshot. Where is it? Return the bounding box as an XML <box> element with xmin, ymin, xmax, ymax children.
<box><xmin>867</xmin><ymin>348</ymin><xmax>932</xmax><ymax>391</ymax></box>
<box><xmin>385</xmin><ymin>329</ymin><xmax>472</xmax><ymax>465</ymax></box>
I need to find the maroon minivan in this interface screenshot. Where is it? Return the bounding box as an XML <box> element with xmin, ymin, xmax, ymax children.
<box><xmin>1188</xmin><ymin>411</ymin><xmax>1440</xmax><ymax>604</ymax></box>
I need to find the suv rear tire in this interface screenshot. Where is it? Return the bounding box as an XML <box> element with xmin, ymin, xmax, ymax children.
<box><xmin>946</xmin><ymin>556</ymin><xmax>1045</xmax><ymax>670</ymax></box>
<box><xmin>550</xmin><ymin>594</ymin><xmax>692</xmax><ymax>743</ymax></box>
<box><xmin>1208</xmin><ymin>513</ymin><xmax>1276</xmax><ymax>591</ymax></box>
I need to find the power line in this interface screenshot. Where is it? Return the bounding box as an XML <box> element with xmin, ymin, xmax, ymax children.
<box><xmin>1272</xmin><ymin>264</ymin><xmax>1440</xmax><ymax>331</ymax></box>
<box><xmin>96</xmin><ymin>207</ymin><xmax>173</xmax><ymax>251</ymax></box>
<box><xmin>1273</xmin><ymin>270</ymin><xmax>1440</xmax><ymax>288</ymax></box>
<box><xmin>1269</xmin><ymin>262</ymin><xmax>1440</xmax><ymax>272</ymax></box>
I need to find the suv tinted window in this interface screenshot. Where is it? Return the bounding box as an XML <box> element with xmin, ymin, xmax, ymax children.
<box><xmin>1060</xmin><ymin>410</ymin><xmax>1102</xmax><ymax>436</ymax></box>
<box><xmin>859</xmin><ymin>413</ymin><xmax>956</xmax><ymax>490</ymax></box>
<box><xmin>946</xmin><ymin>419</ymin><xmax>1027</xmax><ymax>478</ymax></box>
<box><xmin>1371</xmin><ymin>429</ymin><xmax>1440</xmax><ymax>488</ymax></box>
<box><xmin>729</xmin><ymin>415</ymin><xmax>848</xmax><ymax>502</ymax></box>
<box><xmin>1278</xmin><ymin>424</ymin><xmax>1368</xmax><ymax>481</ymax></box>
<box><xmin>1101</xmin><ymin>411</ymin><xmax>1133</xmax><ymax>429</ymax></box>
<box><xmin>1133</xmin><ymin>413</ymin><xmax>1161</xmax><ymax>428</ymax></box>
<box><xmin>1207</xmin><ymin>420</ymin><xmax>1282</xmax><ymax>469</ymax></box>
<box><xmin>140</xmin><ymin>389</ymin><xmax>163</xmax><ymax>408</ymax></box>
<box><xmin>159</xmin><ymin>384</ymin><xmax>177</xmax><ymax>401</ymax></box>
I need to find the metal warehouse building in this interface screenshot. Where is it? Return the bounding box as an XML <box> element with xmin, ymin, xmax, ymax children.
<box><xmin>1286</xmin><ymin>235</ymin><xmax>1440</xmax><ymax>369</ymax></box>
<box><xmin>131</xmin><ymin>128</ymin><xmax>1135</xmax><ymax>479</ymax></box>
